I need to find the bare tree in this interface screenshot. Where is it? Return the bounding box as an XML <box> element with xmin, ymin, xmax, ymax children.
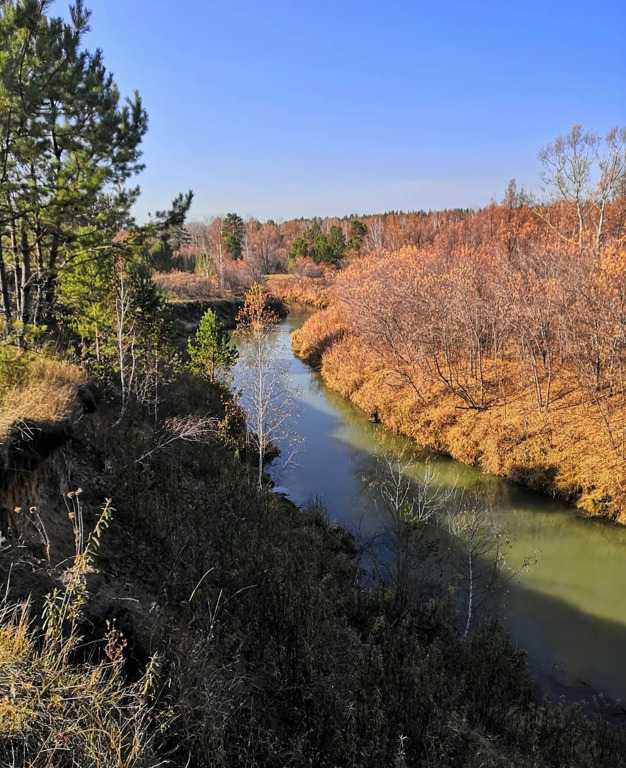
<box><xmin>593</xmin><ymin>126</ymin><xmax>626</xmax><ymax>249</ymax></box>
<box><xmin>371</xmin><ymin>451</ymin><xmax>452</xmax><ymax>607</ymax></box>
<box><xmin>235</xmin><ymin>284</ymin><xmax>299</xmax><ymax>487</ymax></box>
<box><xmin>200</xmin><ymin>216</ymin><xmax>225</xmax><ymax>292</ymax></box>
<box><xmin>135</xmin><ymin>416</ymin><xmax>218</xmax><ymax>465</ymax></box>
<box><xmin>445</xmin><ymin>495</ymin><xmax>511</xmax><ymax>640</ymax></box>
<box><xmin>538</xmin><ymin>124</ymin><xmax>626</xmax><ymax>251</ymax></box>
<box><xmin>365</xmin><ymin>215</ymin><xmax>384</xmax><ymax>252</ymax></box>
<box><xmin>538</xmin><ymin>125</ymin><xmax>599</xmax><ymax>251</ymax></box>
<box><xmin>112</xmin><ymin>257</ymin><xmax>136</xmax><ymax>428</ymax></box>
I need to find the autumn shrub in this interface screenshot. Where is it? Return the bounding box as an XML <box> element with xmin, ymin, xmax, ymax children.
<box><xmin>266</xmin><ymin>270</ymin><xmax>333</xmax><ymax>308</ymax></box>
<box><xmin>291</xmin><ymin>304</ymin><xmax>351</xmax><ymax>367</ymax></box>
<box><xmin>293</xmin><ymin>234</ymin><xmax>626</xmax><ymax>521</ymax></box>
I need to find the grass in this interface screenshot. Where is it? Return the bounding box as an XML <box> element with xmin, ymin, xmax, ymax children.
<box><xmin>0</xmin><ymin>501</ymin><xmax>164</xmax><ymax>767</ymax></box>
<box><xmin>265</xmin><ymin>272</ymin><xmax>333</xmax><ymax>308</ymax></box>
<box><xmin>0</xmin><ymin>599</ymin><xmax>161</xmax><ymax>766</ymax></box>
<box><xmin>153</xmin><ymin>270</ymin><xmax>214</xmax><ymax>301</ymax></box>
<box><xmin>0</xmin><ymin>352</ymin><xmax>84</xmax><ymax>439</ymax></box>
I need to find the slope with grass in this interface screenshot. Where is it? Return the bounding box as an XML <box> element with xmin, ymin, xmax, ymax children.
<box><xmin>0</xmin><ymin>330</ymin><xmax>626</xmax><ymax>765</ymax></box>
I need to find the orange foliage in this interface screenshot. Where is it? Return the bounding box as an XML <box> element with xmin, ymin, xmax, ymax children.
<box><xmin>293</xmin><ymin>198</ymin><xmax>626</xmax><ymax>522</ymax></box>
<box><xmin>154</xmin><ymin>271</ymin><xmax>213</xmax><ymax>301</ymax></box>
<box><xmin>291</xmin><ymin>305</ymin><xmax>351</xmax><ymax>368</ymax></box>
<box><xmin>266</xmin><ymin>269</ymin><xmax>334</xmax><ymax>309</ymax></box>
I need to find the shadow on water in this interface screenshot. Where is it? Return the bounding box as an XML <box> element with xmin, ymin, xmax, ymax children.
<box><xmin>499</xmin><ymin>571</ymin><xmax>626</xmax><ymax>705</ymax></box>
<box><xmin>236</xmin><ymin>309</ymin><xmax>626</xmax><ymax>704</ymax></box>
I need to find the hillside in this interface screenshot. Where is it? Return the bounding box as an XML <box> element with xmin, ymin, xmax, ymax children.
<box><xmin>2</xmin><ymin>327</ymin><xmax>626</xmax><ymax>765</ymax></box>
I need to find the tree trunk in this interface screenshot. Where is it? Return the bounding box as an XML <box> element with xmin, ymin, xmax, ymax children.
<box><xmin>18</xmin><ymin>224</ymin><xmax>32</xmax><ymax>345</ymax></box>
<box><xmin>11</xmin><ymin>224</ymin><xmax>21</xmax><ymax>318</ymax></box>
<box><xmin>0</xmin><ymin>235</ymin><xmax>12</xmax><ymax>321</ymax></box>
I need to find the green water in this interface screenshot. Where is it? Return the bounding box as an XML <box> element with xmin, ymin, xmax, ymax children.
<box><xmin>237</xmin><ymin>309</ymin><xmax>626</xmax><ymax>703</ymax></box>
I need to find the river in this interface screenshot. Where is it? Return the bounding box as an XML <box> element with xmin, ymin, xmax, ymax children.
<box><xmin>235</xmin><ymin>308</ymin><xmax>626</xmax><ymax>705</ymax></box>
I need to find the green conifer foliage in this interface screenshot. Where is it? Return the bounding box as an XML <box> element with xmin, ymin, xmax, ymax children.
<box><xmin>187</xmin><ymin>309</ymin><xmax>238</xmax><ymax>383</ymax></box>
<box><xmin>222</xmin><ymin>213</ymin><xmax>245</xmax><ymax>261</ymax></box>
<box><xmin>0</xmin><ymin>0</ymin><xmax>148</xmax><ymax>337</ymax></box>
<box><xmin>347</xmin><ymin>219</ymin><xmax>367</xmax><ymax>252</ymax></box>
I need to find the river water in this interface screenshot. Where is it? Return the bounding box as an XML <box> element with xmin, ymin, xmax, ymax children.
<box><xmin>236</xmin><ymin>309</ymin><xmax>626</xmax><ymax>704</ymax></box>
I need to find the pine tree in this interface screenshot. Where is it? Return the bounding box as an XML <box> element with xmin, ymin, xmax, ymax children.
<box><xmin>222</xmin><ymin>213</ymin><xmax>245</xmax><ymax>261</ymax></box>
<box><xmin>288</xmin><ymin>236</ymin><xmax>309</xmax><ymax>267</ymax></box>
<box><xmin>0</xmin><ymin>0</ymin><xmax>148</xmax><ymax>340</ymax></box>
<box><xmin>347</xmin><ymin>219</ymin><xmax>367</xmax><ymax>252</ymax></box>
<box><xmin>327</xmin><ymin>225</ymin><xmax>346</xmax><ymax>263</ymax></box>
<box><xmin>187</xmin><ymin>309</ymin><xmax>238</xmax><ymax>383</ymax></box>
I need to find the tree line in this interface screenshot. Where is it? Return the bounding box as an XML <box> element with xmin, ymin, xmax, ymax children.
<box><xmin>292</xmin><ymin>131</ymin><xmax>626</xmax><ymax>519</ymax></box>
<box><xmin>0</xmin><ymin>0</ymin><xmax>199</xmax><ymax>425</ymax></box>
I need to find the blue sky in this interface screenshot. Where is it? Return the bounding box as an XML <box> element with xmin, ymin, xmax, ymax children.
<box><xmin>53</xmin><ymin>0</ymin><xmax>625</xmax><ymax>222</ymax></box>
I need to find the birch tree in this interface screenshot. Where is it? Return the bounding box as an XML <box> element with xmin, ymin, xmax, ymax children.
<box><xmin>371</xmin><ymin>452</ymin><xmax>451</xmax><ymax>608</ymax></box>
<box><xmin>538</xmin><ymin>125</ymin><xmax>626</xmax><ymax>251</ymax></box>
<box><xmin>445</xmin><ymin>496</ymin><xmax>510</xmax><ymax>640</ymax></box>
<box><xmin>235</xmin><ymin>284</ymin><xmax>298</xmax><ymax>488</ymax></box>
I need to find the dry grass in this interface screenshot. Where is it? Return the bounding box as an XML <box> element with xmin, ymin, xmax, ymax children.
<box><xmin>266</xmin><ymin>272</ymin><xmax>333</xmax><ymax>308</ymax></box>
<box><xmin>156</xmin><ymin>263</ymin><xmax>265</xmax><ymax>302</ymax></box>
<box><xmin>0</xmin><ymin>353</ymin><xmax>84</xmax><ymax>439</ymax></box>
<box><xmin>291</xmin><ymin>305</ymin><xmax>351</xmax><ymax>366</ymax></box>
<box><xmin>296</xmin><ymin>314</ymin><xmax>626</xmax><ymax>522</ymax></box>
<box><xmin>154</xmin><ymin>269</ymin><xmax>214</xmax><ymax>301</ymax></box>
<box><xmin>0</xmin><ymin>501</ymin><xmax>164</xmax><ymax>766</ymax></box>
<box><xmin>0</xmin><ymin>600</ymin><xmax>160</xmax><ymax>766</ymax></box>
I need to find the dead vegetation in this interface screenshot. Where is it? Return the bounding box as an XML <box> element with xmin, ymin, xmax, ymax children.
<box><xmin>0</xmin><ymin>353</ymin><xmax>84</xmax><ymax>440</ymax></box>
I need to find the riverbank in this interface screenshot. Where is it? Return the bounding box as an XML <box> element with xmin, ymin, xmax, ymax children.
<box><xmin>292</xmin><ymin>305</ymin><xmax>626</xmax><ymax>523</ymax></box>
<box><xmin>4</xmin><ymin>288</ymin><xmax>626</xmax><ymax>763</ymax></box>
<box><xmin>259</xmin><ymin>310</ymin><xmax>626</xmax><ymax>705</ymax></box>
<box><xmin>4</xmin><ymin>355</ymin><xmax>626</xmax><ymax>764</ymax></box>
<box><xmin>265</xmin><ymin>272</ymin><xmax>333</xmax><ymax>308</ymax></box>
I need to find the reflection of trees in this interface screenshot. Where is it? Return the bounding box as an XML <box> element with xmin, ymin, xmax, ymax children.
<box><xmin>355</xmin><ymin>448</ymin><xmax>530</xmax><ymax>639</ymax></box>
<box><xmin>444</xmin><ymin>493</ymin><xmax>513</xmax><ymax>639</ymax></box>
<box><xmin>367</xmin><ymin>451</ymin><xmax>452</xmax><ymax>610</ymax></box>
<box><xmin>287</xmin><ymin>318</ymin><xmax>557</xmax><ymax>635</ymax></box>
<box><xmin>287</xmin><ymin>315</ymin><xmax>626</xmax><ymax>693</ymax></box>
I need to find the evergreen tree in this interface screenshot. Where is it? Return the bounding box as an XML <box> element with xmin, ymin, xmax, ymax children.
<box><xmin>150</xmin><ymin>191</ymin><xmax>194</xmax><ymax>272</ymax></box>
<box><xmin>0</xmin><ymin>0</ymin><xmax>148</xmax><ymax>340</ymax></box>
<box><xmin>222</xmin><ymin>213</ymin><xmax>245</xmax><ymax>261</ymax></box>
<box><xmin>312</xmin><ymin>234</ymin><xmax>333</xmax><ymax>265</ymax></box>
<box><xmin>304</xmin><ymin>218</ymin><xmax>323</xmax><ymax>242</ymax></box>
<box><xmin>347</xmin><ymin>219</ymin><xmax>367</xmax><ymax>252</ymax></box>
<box><xmin>327</xmin><ymin>225</ymin><xmax>346</xmax><ymax>263</ymax></box>
<box><xmin>188</xmin><ymin>309</ymin><xmax>238</xmax><ymax>383</ymax></box>
<box><xmin>288</xmin><ymin>236</ymin><xmax>309</xmax><ymax>267</ymax></box>
<box><xmin>57</xmin><ymin>193</ymin><xmax>191</xmax><ymax>363</ymax></box>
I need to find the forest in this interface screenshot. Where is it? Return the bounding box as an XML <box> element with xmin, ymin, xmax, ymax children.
<box><xmin>288</xmin><ymin>164</ymin><xmax>626</xmax><ymax>520</ymax></box>
<box><xmin>1</xmin><ymin>1</ymin><xmax>626</xmax><ymax>766</ymax></box>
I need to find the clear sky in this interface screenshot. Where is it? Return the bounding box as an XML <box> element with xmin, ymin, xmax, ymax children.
<box><xmin>52</xmin><ymin>0</ymin><xmax>625</xmax><ymax>223</ymax></box>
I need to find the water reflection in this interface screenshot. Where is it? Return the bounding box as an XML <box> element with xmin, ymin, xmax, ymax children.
<box><xmin>234</xmin><ymin>309</ymin><xmax>626</xmax><ymax>703</ymax></box>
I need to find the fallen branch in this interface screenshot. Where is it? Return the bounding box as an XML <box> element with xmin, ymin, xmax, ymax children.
<box><xmin>135</xmin><ymin>416</ymin><xmax>218</xmax><ymax>465</ymax></box>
